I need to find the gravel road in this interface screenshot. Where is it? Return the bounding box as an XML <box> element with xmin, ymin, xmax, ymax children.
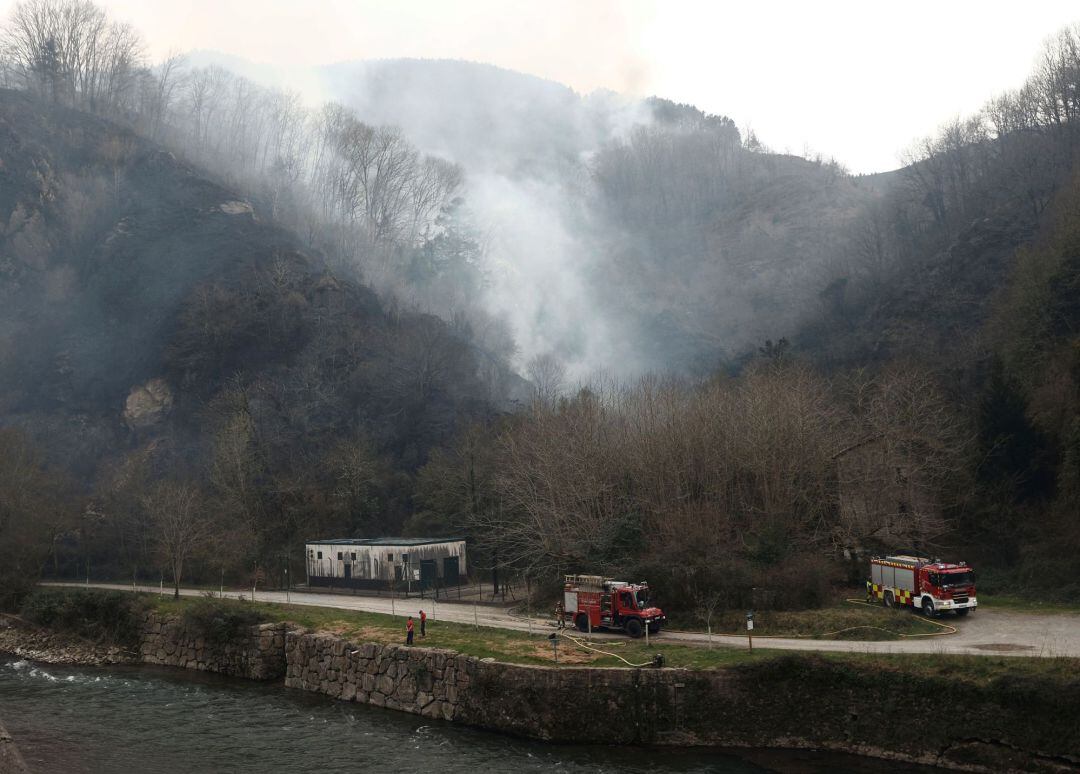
<box><xmin>46</xmin><ymin>583</ymin><xmax>1080</xmax><ymax>659</ymax></box>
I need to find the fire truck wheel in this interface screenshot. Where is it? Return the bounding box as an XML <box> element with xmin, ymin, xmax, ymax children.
<box><xmin>575</xmin><ymin>613</ymin><xmax>590</xmax><ymax>633</ymax></box>
<box><xmin>922</xmin><ymin>598</ymin><xmax>936</xmax><ymax>618</ymax></box>
<box><xmin>625</xmin><ymin>618</ymin><xmax>644</xmax><ymax>638</ymax></box>
<box><xmin>883</xmin><ymin>591</ymin><xmax>894</xmax><ymax>608</ymax></box>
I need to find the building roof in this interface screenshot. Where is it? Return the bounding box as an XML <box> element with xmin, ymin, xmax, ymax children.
<box><xmin>307</xmin><ymin>537</ymin><xmax>465</xmax><ymax>547</ymax></box>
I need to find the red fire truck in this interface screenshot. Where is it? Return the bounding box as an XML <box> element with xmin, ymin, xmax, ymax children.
<box><xmin>563</xmin><ymin>574</ymin><xmax>666</xmax><ymax>637</ymax></box>
<box><xmin>867</xmin><ymin>555</ymin><xmax>977</xmax><ymax>617</ymax></box>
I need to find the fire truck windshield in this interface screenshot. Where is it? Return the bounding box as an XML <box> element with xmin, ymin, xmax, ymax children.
<box><xmin>940</xmin><ymin>570</ymin><xmax>974</xmax><ymax>587</ymax></box>
<box><xmin>635</xmin><ymin>589</ymin><xmax>649</xmax><ymax>607</ymax></box>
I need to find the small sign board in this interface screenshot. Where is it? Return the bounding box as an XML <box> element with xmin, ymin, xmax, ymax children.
<box><xmin>746</xmin><ymin>619</ymin><xmax>754</xmax><ymax>631</ymax></box>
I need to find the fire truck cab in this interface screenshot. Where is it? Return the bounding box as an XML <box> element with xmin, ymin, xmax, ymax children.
<box><xmin>867</xmin><ymin>555</ymin><xmax>977</xmax><ymax>617</ymax></box>
<box><xmin>563</xmin><ymin>574</ymin><xmax>666</xmax><ymax>637</ymax></box>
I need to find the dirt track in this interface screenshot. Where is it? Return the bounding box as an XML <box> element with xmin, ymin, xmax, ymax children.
<box><xmin>46</xmin><ymin>583</ymin><xmax>1080</xmax><ymax>659</ymax></box>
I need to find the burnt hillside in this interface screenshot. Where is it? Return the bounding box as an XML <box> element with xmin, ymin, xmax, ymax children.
<box><xmin>0</xmin><ymin>89</ymin><xmax>506</xmax><ymax>571</ymax></box>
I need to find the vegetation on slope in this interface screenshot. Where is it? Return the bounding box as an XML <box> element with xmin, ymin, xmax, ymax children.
<box><xmin>2</xmin><ymin>0</ymin><xmax>1080</xmax><ymax>615</ymax></box>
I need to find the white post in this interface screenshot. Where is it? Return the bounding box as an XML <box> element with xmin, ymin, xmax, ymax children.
<box><xmin>220</xmin><ymin>568</ymin><xmax>224</xmax><ymax>597</ymax></box>
<box><xmin>159</xmin><ymin>575</ymin><xmax>163</xmax><ymax>597</ymax></box>
<box><xmin>645</xmin><ymin>619</ymin><xmax>649</xmax><ymax>646</ymax></box>
<box><xmin>391</xmin><ymin>596</ymin><xmax>395</xmax><ymax>619</ymax></box>
<box><xmin>474</xmin><ymin>600</ymin><xmax>479</xmax><ymax>630</ymax></box>
<box><xmin>432</xmin><ymin>598</ymin><xmax>436</xmax><ymax>621</ymax></box>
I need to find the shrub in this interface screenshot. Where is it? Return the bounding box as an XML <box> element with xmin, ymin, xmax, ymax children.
<box><xmin>20</xmin><ymin>588</ymin><xmax>149</xmax><ymax>646</ymax></box>
<box><xmin>755</xmin><ymin>554</ymin><xmax>838</xmax><ymax>610</ymax></box>
<box><xmin>180</xmin><ymin>597</ymin><xmax>267</xmax><ymax>644</ymax></box>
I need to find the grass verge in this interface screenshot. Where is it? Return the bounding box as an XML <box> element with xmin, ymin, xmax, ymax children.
<box><xmin>670</xmin><ymin>600</ymin><xmax>945</xmax><ymax>640</ymax></box>
<box><xmin>977</xmin><ymin>594</ymin><xmax>1080</xmax><ymax>614</ymax></box>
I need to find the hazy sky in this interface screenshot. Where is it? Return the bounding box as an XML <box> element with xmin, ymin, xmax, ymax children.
<box><xmin>2</xmin><ymin>0</ymin><xmax>1077</xmax><ymax>172</ymax></box>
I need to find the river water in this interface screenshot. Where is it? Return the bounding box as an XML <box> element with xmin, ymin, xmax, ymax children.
<box><xmin>0</xmin><ymin>657</ymin><xmax>932</xmax><ymax>773</ymax></box>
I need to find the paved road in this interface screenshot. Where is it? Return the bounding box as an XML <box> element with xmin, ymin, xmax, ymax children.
<box><xmin>46</xmin><ymin>583</ymin><xmax>1080</xmax><ymax>659</ymax></box>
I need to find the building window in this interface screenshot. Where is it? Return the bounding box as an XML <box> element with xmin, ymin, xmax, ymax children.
<box><xmin>308</xmin><ymin>550</ymin><xmax>313</xmax><ymax>558</ymax></box>
<box><xmin>351</xmin><ymin>552</ymin><xmax>357</xmax><ymax>561</ymax></box>
<box><xmin>317</xmin><ymin>551</ymin><xmax>322</xmax><ymax>560</ymax></box>
<box><xmin>337</xmin><ymin>552</ymin><xmax>343</xmax><ymax>561</ymax></box>
<box><xmin>388</xmin><ymin>553</ymin><xmax>394</xmax><ymax>561</ymax></box>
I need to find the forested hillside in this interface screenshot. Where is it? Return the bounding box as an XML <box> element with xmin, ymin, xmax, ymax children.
<box><xmin>0</xmin><ymin>86</ymin><xmax>514</xmax><ymax>601</ymax></box>
<box><xmin>2</xmin><ymin>0</ymin><xmax>1079</xmax><ymax>611</ymax></box>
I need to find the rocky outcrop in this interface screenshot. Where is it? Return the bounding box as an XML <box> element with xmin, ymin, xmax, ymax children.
<box><xmin>138</xmin><ymin>613</ymin><xmax>285</xmax><ymax>680</ymax></box>
<box><xmin>122</xmin><ymin>377</ymin><xmax>173</xmax><ymax>429</ymax></box>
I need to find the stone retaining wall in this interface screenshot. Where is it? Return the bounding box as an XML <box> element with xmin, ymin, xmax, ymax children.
<box><xmin>284</xmin><ymin>632</ymin><xmax>468</xmax><ymax>720</ymax></box>
<box><xmin>280</xmin><ymin>630</ymin><xmax>1080</xmax><ymax>773</ymax></box>
<box><xmin>137</xmin><ymin>612</ymin><xmax>286</xmax><ymax>680</ymax></box>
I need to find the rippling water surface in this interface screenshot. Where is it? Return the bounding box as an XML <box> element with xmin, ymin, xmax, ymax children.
<box><xmin>0</xmin><ymin>657</ymin><xmax>932</xmax><ymax>773</ymax></box>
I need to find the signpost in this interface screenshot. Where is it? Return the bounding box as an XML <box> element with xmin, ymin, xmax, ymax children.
<box><xmin>548</xmin><ymin>632</ymin><xmax>559</xmax><ymax>664</ymax></box>
<box><xmin>746</xmin><ymin>610</ymin><xmax>754</xmax><ymax>652</ymax></box>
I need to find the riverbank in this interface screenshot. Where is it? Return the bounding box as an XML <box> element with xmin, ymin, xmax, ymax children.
<box><xmin>0</xmin><ymin>616</ymin><xmax>133</xmax><ymax>666</ymax></box>
<box><xmin>5</xmin><ymin>591</ymin><xmax>1080</xmax><ymax>772</ymax></box>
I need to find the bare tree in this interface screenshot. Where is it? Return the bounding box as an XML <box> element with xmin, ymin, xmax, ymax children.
<box><xmin>1</xmin><ymin>0</ymin><xmax>144</xmax><ymax>111</ymax></box>
<box><xmin>526</xmin><ymin>352</ymin><xmax>566</xmax><ymax>407</ymax></box>
<box><xmin>143</xmin><ymin>480</ymin><xmax>210</xmax><ymax>598</ymax></box>
<box><xmin>0</xmin><ymin>429</ymin><xmax>76</xmax><ymax>608</ymax></box>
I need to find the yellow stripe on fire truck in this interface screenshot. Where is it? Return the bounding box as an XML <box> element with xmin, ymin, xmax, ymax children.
<box><xmin>868</xmin><ymin>583</ymin><xmax>914</xmax><ymax>604</ymax></box>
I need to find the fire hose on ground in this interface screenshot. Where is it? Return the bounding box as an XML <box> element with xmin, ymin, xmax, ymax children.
<box><xmin>555</xmin><ymin>629</ymin><xmax>658</xmax><ymax>667</ymax></box>
<box><xmin>511</xmin><ymin>597</ymin><xmax>957</xmax><ymax>666</ymax></box>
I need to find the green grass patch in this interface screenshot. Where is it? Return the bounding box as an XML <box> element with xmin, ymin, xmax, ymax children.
<box><xmin>149</xmin><ymin>594</ymin><xmax>762</xmax><ymax>668</ymax></box>
<box><xmin>672</xmin><ymin>600</ymin><xmax>945</xmax><ymax>640</ymax></box>
<box><xmin>813</xmin><ymin>650</ymin><xmax>1080</xmax><ymax>686</ymax></box>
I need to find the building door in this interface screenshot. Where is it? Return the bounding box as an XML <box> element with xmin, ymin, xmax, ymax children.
<box><xmin>420</xmin><ymin>560</ymin><xmax>437</xmax><ymax>590</ymax></box>
<box><xmin>344</xmin><ymin>564</ymin><xmax>352</xmax><ymax>582</ymax></box>
<box><xmin>442</xmin><ymin>556</ymin><xmax>459</xmax><ymax>586</ymax></box>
